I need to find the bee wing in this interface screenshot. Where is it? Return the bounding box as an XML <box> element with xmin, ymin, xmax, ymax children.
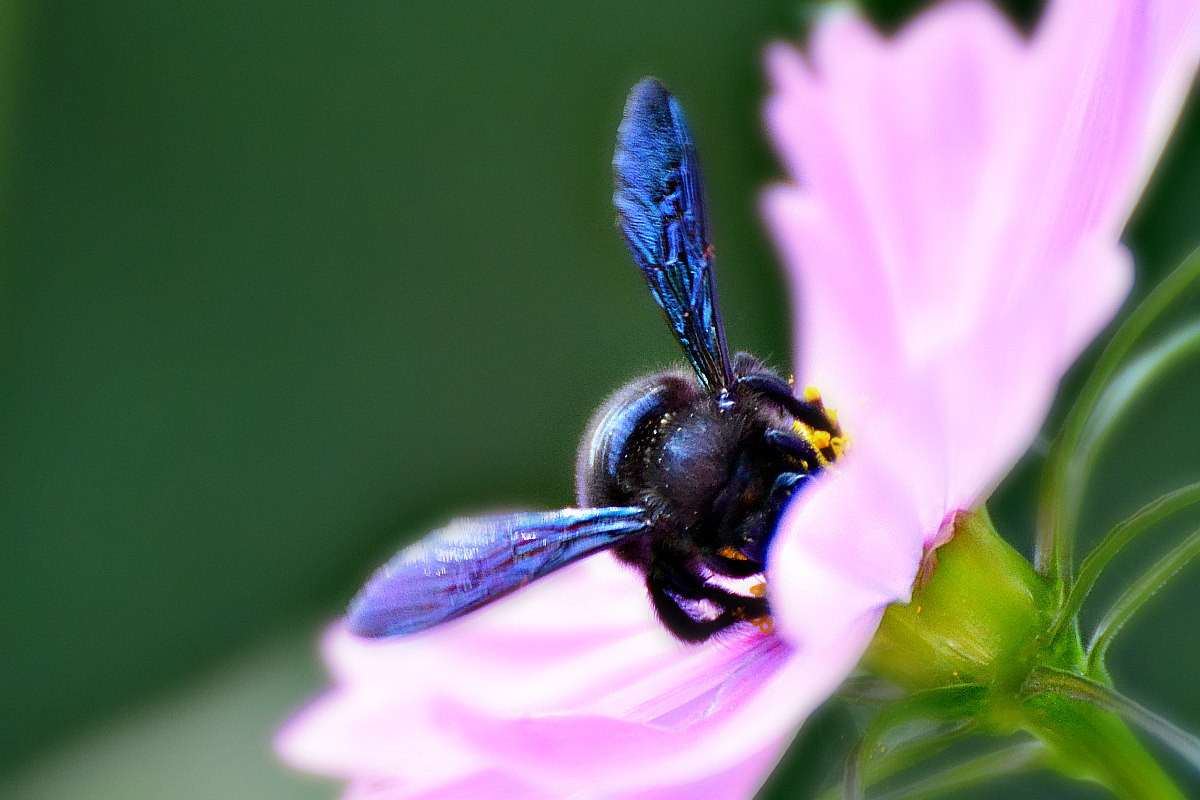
<box><xmin>614</xmin><ymin>78</ymin><xmax>733</xmax><ymax>394</ymax></box>
<box><xmin>347</xmin><ymin>506</ymin><xmax>647</xmax><ymax>637</ymax></box>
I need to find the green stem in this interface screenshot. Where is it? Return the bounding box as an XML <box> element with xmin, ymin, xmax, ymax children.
<box><xmin>1027</xmin><ymin>666</ymin><xmax>1200</xmax><ymax>776</ymax></box>
<box><xmin>1075</xmin><ymin>320</ymin><xmax>1200</xmax><ymax>459</ymax></box>
<box><xmin>1046</xmin><ymin>482</ymin><xmax>1200</xmax><ymax>647</ymax></box>
<box><xmin>1089</xmin><ymin>525</ymin><xmax>1200</xmax><ymax>675</ymax></box>
<box><xmin>1036</xmin><ymin>246</ymin><xmax>1200</xmax><ymax>591</ymax></box>
<box><xmin>1021</xmin><ymin>667</ymin><xmax>1186</xmax><ymax>798</ymax></box>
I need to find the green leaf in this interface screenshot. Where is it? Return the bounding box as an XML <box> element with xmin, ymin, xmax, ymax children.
<box><xmin>1089</xmin><ymin>525</ymin><xmax>1200</xmax><ymax>675</ymax></box>
<box><xmin>1037</xmin><ymin>246</ymin><xmax>1200</xmax><ymax>592</ymax></box>
<box><xmin>1047</xmin><ymin>482</ymin><xmax>1200</xmax><ymax>648</ymax></box>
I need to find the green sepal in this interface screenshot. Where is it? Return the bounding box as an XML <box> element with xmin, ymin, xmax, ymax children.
<box><xmin>840</xmin><ymin>684</ymin><xmax>986</xmax><ymax>799</ymax></box>
<box><xmin>862</xmin><ymin>509</ymin><xmax>1062</xmax><ymax>696</ymax></box>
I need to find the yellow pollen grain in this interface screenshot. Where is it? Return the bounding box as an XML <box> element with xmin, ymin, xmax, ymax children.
<box><xmin>746</xmin><ymin>579</ymin><xmax>771</xmax><ymax>634</ymax></box>
<box><xmin>719</xmin><ymin>546</ymin><xmax>748</xmax><ymax>561</ymax></box>
<box><xmin>803</xmin><ymin>386</ymin><xmax>821</xmax><ymax>403</ymax></box>
<box><xmin>812</xmin><ymin>430</ymin><xmax>832</xmax><ymax>449</ymax></box>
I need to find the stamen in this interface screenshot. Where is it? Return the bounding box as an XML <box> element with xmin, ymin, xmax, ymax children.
<box><xmin>781</xmin><ymin>383</ymin><xmax>846</xmax><ymax>469</ymax></box>
<box><xmin>748</xmin><ymin>582</ymin><xmax>773</xmax><ymax>633</ymax></box>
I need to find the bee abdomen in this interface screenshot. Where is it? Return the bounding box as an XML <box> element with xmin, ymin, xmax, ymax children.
<box><xmin>576</xmin><ymin>372</ymin><xmax>698</xmax><ymax>508</ymax></box>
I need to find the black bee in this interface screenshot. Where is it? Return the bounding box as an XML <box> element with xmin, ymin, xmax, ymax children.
<box><xmin>347</xmin><ymin>79</ymin><xmax>841</xmax><ymax>643</ymax></box>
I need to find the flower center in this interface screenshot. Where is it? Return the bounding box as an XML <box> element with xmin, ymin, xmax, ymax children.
<box><xmin>743</xmin><ymin>384</ymin><xmax>845</xmax><ymax>636</ymax></box>
<box><xmin>793</xmin><ymin>385</ymin><xmax>848</xmax><ymax>469</ymax></box>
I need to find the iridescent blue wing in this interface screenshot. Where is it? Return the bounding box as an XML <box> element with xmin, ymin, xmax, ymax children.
<box><xmin>347</xmin><ymin>506</ymin><xmax>647</xmax><ymax>637</ymax></box>
<box><xmin>614</xmin><ymin>78</ymin><xmax>733</xmax><ymax>393</ymax></box>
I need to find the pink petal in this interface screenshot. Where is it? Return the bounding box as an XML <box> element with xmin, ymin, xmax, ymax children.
<box><xmin>340</xmin><ymin>771</ymin><xmax>553</xmax><ymax>800</ymax></box>
<box><xmin>278</xmin><ymin>554</ymin><xmax>865</xmax><ymax>797</ymax></box>
<box><xmin>765</xmin><ymin>0</ymin><xmax>1199</xmax><ymax>642</ymax></box>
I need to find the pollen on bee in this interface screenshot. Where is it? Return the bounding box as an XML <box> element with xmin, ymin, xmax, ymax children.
<box><xmin>719</xmin><ymin>546</ymin><xmax>748</xmax><ymax>561</ymax></box>
<box><xmin>812</xmin><ymin>430</ymin><xmax>832</xmax><ymax>450</ymax></box>
<box><xmin>802</xmin><ymin>386</ymin><xmax>821</xmax><ymax>403</ymax></box>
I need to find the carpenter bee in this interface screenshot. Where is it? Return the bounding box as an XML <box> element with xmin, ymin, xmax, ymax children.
<box><xmin>348</xmin><ymin>79</ymin><xmax>842</xmax><ymax>643</ymax></box>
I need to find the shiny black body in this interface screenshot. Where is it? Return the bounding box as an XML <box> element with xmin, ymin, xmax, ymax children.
<box><xmin>577</xmin><ymin>354</ymin><xmax>832</xmax><ymax>640</ymax></box>
<box><xmin>346</xmin><ymin>79</ymin><xmax>839</xmax><ymax>643</ymax></box>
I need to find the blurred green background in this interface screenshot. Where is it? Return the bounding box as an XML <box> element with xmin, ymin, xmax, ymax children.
<box><xmin>1</xmin><ymin>1</ymin><xmax>1198</xmax><ymax>798</ymax></box>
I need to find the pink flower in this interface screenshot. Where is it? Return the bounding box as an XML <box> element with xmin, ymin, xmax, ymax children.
<box><xmin>762</xmin><ymin>0</ymin><xmax>1200</xmax><ymax>663</ymax></box>
<box><xmin>277</xmin><ymin>2</ymin><xmax>1200</xmax><ymax>797</ymax></box>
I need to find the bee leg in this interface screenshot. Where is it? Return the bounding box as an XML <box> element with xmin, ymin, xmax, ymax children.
<box><xmin>730</xmin><ymin>470</ymin><xmax>807</xmax><ymax>565</ymax></box>
<box><xmin>646</xmin><ymin>561</ymin><xmax>768</xmax><ymax>643</ymax></box>
<box><xmin>735</xmin><ymin>374</ymin><xmax>838</xmax><ymax>434</ymax></box>
<box><xmin>764</xmin><ymin>429</ymin><xmax>821</xmax><ymax>470</ymax></box>
<box><xmin>666</xmin><ymin>560</ymin><xmax>769</xmax><ymax>610</ymax></box>
<box><xmin>702</xmin><ymin>549</ymin><xmax>762</xmax><ymax>578</ymax></box>
<box><xmin>647</xmin><ymin>579</ymin><xmax>758</xmax><ymax>642</ymax></box>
